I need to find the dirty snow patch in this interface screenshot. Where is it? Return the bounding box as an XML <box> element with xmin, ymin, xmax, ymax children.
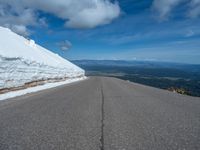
<box><xmin>0</xmin><ymin>77</ymin><xmax>87</xmax><ymax>101</ymax></box>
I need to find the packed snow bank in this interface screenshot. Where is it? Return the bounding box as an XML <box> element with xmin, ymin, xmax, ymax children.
<box><xmin>0</xmin><ymin>26</ymin><xmax>85</xmax><ymax>90</ymax></box>
<box><xmin>0</xmin><ymin>77</ymin><xmax>87</xmax><ymax>101</ymax></box>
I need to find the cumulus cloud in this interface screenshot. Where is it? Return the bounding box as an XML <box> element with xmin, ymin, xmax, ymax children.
<box><xmin>65</xmin><ymin>1</ymin><xmax>120</xmax><ymax>28</ymax></box>
<box><xmin>0</xmin><ymin>5</ymin><xmax>37</xmax><ymax>36</ymax></box>
<box><xmin>10</xmin><ymin>25</ymin><xmax>30</xmax><ymax>37</ymax></box>
<box><xmin>57</xmin><ymin>40</ymin><xmax>72</xmax><ymax>51</ymax></box>
<box><xmin>0</xmin><ymin>0</ymin><xmax>120</xmax><ymax>35</ymax></box>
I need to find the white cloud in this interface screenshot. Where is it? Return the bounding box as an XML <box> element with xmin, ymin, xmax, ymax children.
<box><xmin>10</xmin><ymin>25</ymin><xmax>30</xmax><ymax>37</ymax></box>
<box><xmin>65</xmin><ymin>1</ymin><xmax>120</xmax><ymax>28</ymax></box>
<box><xmin>0</xmin><ymin>5</ymin><xmax>39</xmax><ymax>36</ymax></box>
<box><xmin>0</xmin><ymin>0</ymin><xmax>121</xmax><ymax>35</ymax></box>
<box><xmin>189</xmin><ymin>0</ymin><xmax>200</xmax><ymax>18</ymax></box>
<box><xmin>57</xmin><ymin>40</ymin><xmax>72</xmax><ymax>51</ymax></box>
<box><xmin>152</xmin><ymin>0</ymin><xmax>182</xmax><ymax>19</ymax></box>
<box><xmin>185</xmin><ymin>29</ymin><xmax>195</xmax><ymax>37</ymax></box>
<box><xmin>152</xmin><ymin>0</ymin><xmax>200</xmax><ymax>19</ymax></box>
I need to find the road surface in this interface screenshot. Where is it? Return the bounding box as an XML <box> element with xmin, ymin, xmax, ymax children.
<box><xmin>0</xmin><ymin>77</ymin><xmax>200</xmax><ymax>150</ymax></box>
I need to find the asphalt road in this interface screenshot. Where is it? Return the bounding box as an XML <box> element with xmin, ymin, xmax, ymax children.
<box><xmin>0</xmin><ymin>77</ymin><xmax>200</xmax><ymax>150</ymax></box>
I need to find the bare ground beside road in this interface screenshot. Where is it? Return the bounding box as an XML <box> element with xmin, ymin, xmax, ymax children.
<box><xmin>0</xmin><ymin>77</ymin><xmax>200</xmax><ymax>150</ymax></box>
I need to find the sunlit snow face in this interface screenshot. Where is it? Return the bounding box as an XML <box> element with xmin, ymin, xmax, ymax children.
<box><xmin>0</xmin><ymin>26</ymin><xmax>85</xmax><ymax>91</ymax></box>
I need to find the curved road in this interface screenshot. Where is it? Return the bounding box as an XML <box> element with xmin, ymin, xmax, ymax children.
<box><xmin>0</xmin><ymin>77</ymin><xmax>200</xmax><ymax>150</ymax></box>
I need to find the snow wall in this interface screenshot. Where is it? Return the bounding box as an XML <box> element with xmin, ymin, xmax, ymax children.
<box><xmin>0</xmin><ymin>26</ymin><xmax>85</xmax><ymax>89</ymax></box>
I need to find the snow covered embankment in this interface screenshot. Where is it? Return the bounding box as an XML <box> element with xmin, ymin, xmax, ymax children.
<box><xmin>0</xmin><ymin>56</ymin><xmax>84</xmax><ymax>93</ymax></box>
<box><xmin>0</xmin><ymin>26</ymin><xmax>85</xmax><ymax>96</ymax></box>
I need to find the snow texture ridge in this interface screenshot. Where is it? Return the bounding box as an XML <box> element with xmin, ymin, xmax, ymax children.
<box><xmin>0</xmin><ymin>26</ymin><xmax>85</xmax><ymax>89</ymax></box>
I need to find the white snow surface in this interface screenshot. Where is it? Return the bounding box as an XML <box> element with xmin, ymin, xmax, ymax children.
<box><xmin>0</xmin><ymin>77</ymin><xmax>87</xmax><ymax>101</ymax></box>
<box><xmin>0</xmin><ymin>26</ymin><xmax>85</xmax><ymax>89</ymax></box>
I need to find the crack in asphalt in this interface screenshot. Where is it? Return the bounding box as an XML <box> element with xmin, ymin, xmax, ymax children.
<box><xmin>100</xmin><ymin>84</ymin><xmax>105</xmax><ymax>150</ymax></box>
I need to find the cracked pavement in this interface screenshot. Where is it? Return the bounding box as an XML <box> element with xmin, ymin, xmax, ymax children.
<box><xmin>0</xmin><ymin>77</ymin><xmax>200</xmax><ymax>150</ymax></box>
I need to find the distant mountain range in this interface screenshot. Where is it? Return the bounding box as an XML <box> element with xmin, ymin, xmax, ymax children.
<box><xmin>72</xmin><ymin>60</ymin><xmax>200</xmax><ymax>97</ymax></box>
<box><xmin>72</xmin><ymin>60</ymin><xmax>200</xmax><ymax>73</ymax></box>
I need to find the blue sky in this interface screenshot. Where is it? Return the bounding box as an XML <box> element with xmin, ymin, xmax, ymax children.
<box><xmin>0</xmin><ymin>0</ymin><xmax>200</xmax><ymax>64</ymax></box>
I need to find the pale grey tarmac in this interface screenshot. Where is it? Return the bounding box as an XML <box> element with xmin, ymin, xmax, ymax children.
<box><xmin>0</xmin><ymin>77</ymin><xmax>200</xmax><ymax>150</ymax></box>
